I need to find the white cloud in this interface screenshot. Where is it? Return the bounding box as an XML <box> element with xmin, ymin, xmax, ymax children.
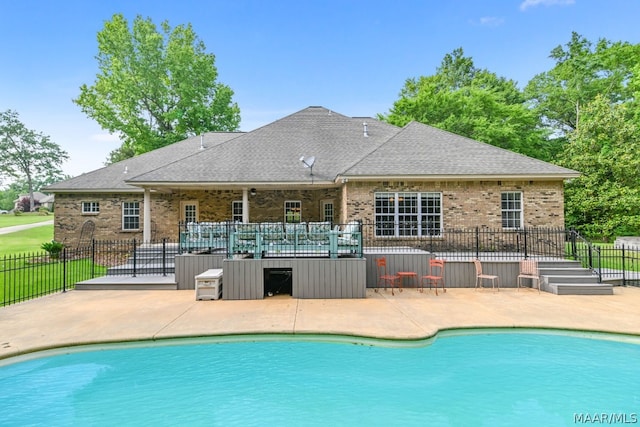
<box><xmin>520</xmin><ymin>0</ymin><xmax>575</xmax><ymax>11</ymax></box>
<box><xmin>479</xmin><ymin>16</ymin><xmax>505</xmax><ymax>27</ymax></box>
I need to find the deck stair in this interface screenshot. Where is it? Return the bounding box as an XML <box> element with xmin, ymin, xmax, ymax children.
<box><xmin>106</xmin><ymin>243</ymin><xmax>180</xmax><ymax>276</ymax></box>
<box><xmin>538</xmin><ymin>260</ymin><xmax>613</xmax><ymax>295</ymax></box>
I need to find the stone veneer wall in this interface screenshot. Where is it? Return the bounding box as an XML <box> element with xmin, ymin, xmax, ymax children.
<box><xmin>54</xmin><ymin>181</ymin><xmax>564</xmax><ymax>246</ymax></box>
<box><xmin>54</xmin><ymin>188</ymin><xmax>342</xmax><ymax>245</ymax></box>
<box><xmin>343</xmin><ymin>180</ymin><xmax>566</xmax><ymax>229</ymax></box>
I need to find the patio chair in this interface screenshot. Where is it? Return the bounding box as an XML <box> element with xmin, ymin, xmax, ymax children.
<box><xmin>474</xmin><ymin>259</ymin><xmax>499</xmax><ymax>291</ymax></box>
<box><xmin>307</xmin><ymin>221</ymin><xmax>331</xmax><ymax>244</ymax></box>
<box><xmin>261</xmin><ymin>222</ymin><xmax>285</xmax><ymax>242</ymax></box>
<box><xmin>420</xmin><ymin>258</ymin><xmax>446</xmax><ymax>295</ymax></box>
<box><xmin>375</xmin><ymin>257</ymin><xmax>401</xmax><ymax>295</ymax></box>
<box><xmin>517</xmin><ymin>259</ymin><xmax>540</xmax><ymax>292</ymax></box>
<box><xmin>337</xmin><ymin>221</ymin><xmax>360</xmax><ymax>246</ymax></box>
<box><xmin>285</xmin><ymin>222</ymin><xmax>307</xmax><ymax>245</ymax></box>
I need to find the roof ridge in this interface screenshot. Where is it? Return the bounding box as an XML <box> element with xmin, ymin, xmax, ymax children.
<box><xmin>339</xmin><ymin>119</ymin><xmax>402</xmax><ymax>175</ymax></box>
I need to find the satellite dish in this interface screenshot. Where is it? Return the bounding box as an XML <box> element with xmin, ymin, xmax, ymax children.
<box><xmin>300</xmin><ymin>156</ymin><xmax>315</xmax><ymax>168</ymax></box>
<box><xmin>300</xmin><ymin>156</ymin><xmax>316</xmax><ymax>176</ymax></box>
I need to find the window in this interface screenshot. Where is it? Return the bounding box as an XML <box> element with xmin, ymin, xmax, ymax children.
<box><xmin>82</xmin><ymin>201</ymin><xmax>99</xmax><ymax>214</ymax></box>
<box><xmin>180</xmin><ymin>201</ymin><xmax>198</xmax><ymax>224</ymax></box>
<box><xmin>501</xmin><ymin>192</ymin><xmax>522</xmax><ymax>229</ymax></box>
<box><xmin>232</xmin><ymin>201</ymin><xmax>243</xmax><ymax>222</ymax></box>
<box><xmin>284</xmin><ymin>200</ymin><xmax>301</xmax><ymax>223</ymax></box>
<box><xmin>122</xmin><ymin>201</ymin><xmax>140</xmax><ymax>230</ymax></box>
<box><xmin>375</xmin><ymin>192</ymin><xmax>442</xmax><ymax>237</ymax></box>
<box><xmin>322</xmin><ymin>201</ymin><xmax>334</xmax><ymax>224</ymax></box>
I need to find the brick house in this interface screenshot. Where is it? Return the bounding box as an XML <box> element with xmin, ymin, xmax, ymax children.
<box><xmin>45</xmin><ymin>106</ymin><xmax>579</xmax><ymax>246</ymax></box>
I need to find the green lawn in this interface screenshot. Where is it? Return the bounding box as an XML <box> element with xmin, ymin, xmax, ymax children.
<box><xmin>0</xmin><ymin>225</ymin><xmax>54</xmax><ymax>256</ymax></box>
<box><xmin>1</xmin><ymin>257</ymin><xmax>107</xmax><ymax>306</ymax></box>
<box><xmin>0</xmin><ymin>213</ymin><xmax>54</xmax><ymax>227</ymax></box>
<box><xmin>571</xmin><ymin>242</ymin><xmax>640</xmax><ymax>272</ymax></box>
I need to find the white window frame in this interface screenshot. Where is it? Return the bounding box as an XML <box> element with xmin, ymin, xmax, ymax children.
<box><xmin>501</xmin><ymin>191</ymin><xmax>523</xmax><ymax>229</ymax></box>
<box><xmin>322</xmin><ymin>200</ymin><xmax>334</xmax><ymax>224</ymax></box>
<box><xmin>284</xmin><ymin>200</ymin><xmax>302</xmax><ymax>223</ymax></box>
<box><xmin>122</xmin><ymin>201</ymin><xmax>140</xmax><ymax>231</ymax></box>
<box><xmin>82</xmin><ymin>201</ymin><xmax>99</xmax><ymax>214</ymax></box>
<box><xmin>180</xmin><ymin>200</ymin><xmax>199</xmax><ymax>224</ymax></box>
<box><xmin>232</xmin><ymin>200</ymin><xmax>243</xmax><ymax>222</ymax></box>
<box><xmin>374</xmin><ymin>192</ymin><xmax>442</xmax><ymax>237</ymax></box>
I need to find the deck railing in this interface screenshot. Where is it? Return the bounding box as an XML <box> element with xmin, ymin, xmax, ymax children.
<box><xmin>359</xmin><ymin>224</ymin><xmax>571</xmax><ymax>260</ymax></box>
<box><xmin>179</xmin><ymin>221</ymin><xmax>363</xmax><ymax>259</ymax></box>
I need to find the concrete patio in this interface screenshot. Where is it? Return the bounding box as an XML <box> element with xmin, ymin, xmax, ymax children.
<box><xmin>2</xmin><ymin>286</ymin><xmax>640</xmax><ymax>362</ymax></box>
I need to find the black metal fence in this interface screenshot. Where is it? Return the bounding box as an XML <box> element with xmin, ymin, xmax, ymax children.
<box><xmin>360</xmin><ymin>224</ymin><xmax>570</xmax><ymax>259</ymax></box>
<box><xmin>2</xmin><ymin>229</ymin><xmax>639</xmax><ymax>307</ymax></box>
<box><xmin>1</xmin><ymin>246</ymin><xmax>93</xmax><ymax>307</ymax></box>
<box><xmin>1</xmin><ymin>238</ymin><xmax>178</xmax><ymax>307</ymax></box>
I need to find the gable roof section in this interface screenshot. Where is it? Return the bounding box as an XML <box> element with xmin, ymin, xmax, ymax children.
<box><xmin>127</xmin><ymin>107</ymin><xmax>400</xmax><ymax>186</ymax></box>
<box><xmin>45</xmin><ymin>132</ymin><xmax>242</xmax><ymax>192</ymax></box>
<box><xmin>343</xmin><ymin>121</ymin><xmax>579</xmax><ymax>179</ymax></box>
<box><xmin>47</xmin><ymin>106</ymin><xmax>579</xmax><ymax>192</ymax></box>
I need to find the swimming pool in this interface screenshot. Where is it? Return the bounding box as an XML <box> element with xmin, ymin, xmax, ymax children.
<box><xmin>1</xmin><ymin>330</ymin><xmax>638</xmax><ymax>426</ymax></box>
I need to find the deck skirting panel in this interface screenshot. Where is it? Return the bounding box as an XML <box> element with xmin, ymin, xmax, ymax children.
<box><xmin>222</xmin><ymin>258</ymin><xmax>366</xmax><ymax>300</ymax></box>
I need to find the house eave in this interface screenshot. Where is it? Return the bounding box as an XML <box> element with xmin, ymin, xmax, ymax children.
<box><xmin>337</xmin><ymin>173</ymin><xmax>580</xmax><ymax>182</ymax></box>
<box><xmin>126</xmin><ymin>180</ymin><xmax>340</xmax><ymax>190</ymax></box>
<box><xmin>44</xmin><ymin>188</ymin><xmax>144</xmax><ymax>194</ymax></box>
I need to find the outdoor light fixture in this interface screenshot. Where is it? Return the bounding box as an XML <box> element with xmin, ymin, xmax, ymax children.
<box><xmin>250</xmin><ymin>188</ymin><xmax>257</xmax><ymax>196</ymax></box>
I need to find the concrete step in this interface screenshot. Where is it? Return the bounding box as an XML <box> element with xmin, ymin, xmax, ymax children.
<box><xmin>539</xmin><ymin>267</ymin><xmax>593</xmax><ymax>276</ymax></box>
<box><xmin>542</xmin><ymin>274</ymin><xmax>600</xmax><ymax>284</ymax></box>
<box><xmin>538</xmin><ymin>260</ymin><xmax>582</xmax><ymax>269</ymax></box>
<box><xmin>536</xmin><ymin>261</ymin><xmax>614</xmax><ymax>295</ymax></box>
<box><xmin>76</xmin><ymin>275</ymin><xmax>177</xmax><ymax>290</ymax></box>
<box><xmin>547</xmin><ymin>282</ymin><xmax>613</xmax><ymax>295</ymax></box>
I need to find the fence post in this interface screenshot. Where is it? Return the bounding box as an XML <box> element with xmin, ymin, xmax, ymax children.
<box><xmin>132</xmin><ymin>239</ymin><xmax>137</xmax><ymax>278</ymax></box>
<box><xmin>523</xmin><ymin>228</ymin><xmax>528</xmax><ymax>259</ymax></box>
<box><xmin>162</xmin><ymin>238</ymin><xmax>167</xmax><ymax>277</ymax></box>
<box><xmin>91</xmin><ymin>239</ymin><xmax>96</xmax><ymax>278</ymax></box>
<box><xmin>595</xmin><ymin>247</ymin><xmax>602</xmax><ymax>283</ymax></box>
<box><xmin>475</xmin><ymin>227</ymin><xmax>480</xmax><ymax>259</ymax></box>
<box><xmin>570</xmin><ymin>229</ymin><xmax>577</xmax><ymax>260</ymax></box>
<box><xmin>621</xmin><ymin>245</ymin><xmax>626</xmax><ymax>287</ymax></box>
<box><xmin>62</xmin><ymin>247</ymin><xmax>67</xmax><ymax>293</ymax></box>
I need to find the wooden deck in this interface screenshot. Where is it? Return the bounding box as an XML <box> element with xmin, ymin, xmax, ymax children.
<box><xmin>78</xmin><ymin>249</ymin><xmax>613</xmax><ymax>297</ymax></box>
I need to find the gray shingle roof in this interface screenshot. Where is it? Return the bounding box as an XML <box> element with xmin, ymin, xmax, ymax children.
<box><xmin>45</xmin><ymin>132</ymin><xmax>242</xmax><ymax>191</ymax></box>
<box><xmin>128</xmin><ymin>107</ymin><xmax>399</xmax><ymax>185</ymax></box>
<box><xmin>343</xmin><ymin>121</ymin><xmax>579</xmax><ymax>178</ymax></box>
<box><xmin>46</xmin><ymin>106</ymin><xmax>578</xmax><ymax>192</ymax></box>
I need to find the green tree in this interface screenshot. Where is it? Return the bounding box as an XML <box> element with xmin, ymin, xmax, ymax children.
<box><xmin>75</xmin><ymin>14</ymin><xmax>241</xmax><ymax>162</ymax></box>
<box><xmin>525</xmin><ymin>32</ymin><xmax>638</xmax><ymax>138</ymax></box>
<box><xmin>381</xmin><ymin>48</ymin><xmax>551</xmax><ymax>160</ymax></box>
<box><xmin>558</xmin><ymin>95</ymin><xmax>640</xmax><ymax>239</ymax></box>
<box><xmin>0</xmin><ymin>110</ymin><xmax>69</xmax><ymax>212</ymax></box>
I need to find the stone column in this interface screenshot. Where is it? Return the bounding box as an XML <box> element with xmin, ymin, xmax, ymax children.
<box><xmin>242</xmin><ymin>188</ymin><xmax>249</xmax><ymax>222</ymax></box>
<box><xmin>143</xmin><ymin>188</ymin><xmax>151</xmax><ymax>242</ymax></box>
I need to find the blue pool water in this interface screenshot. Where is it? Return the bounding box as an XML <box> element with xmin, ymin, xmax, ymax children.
<box><xmin>1</xmin><ymin>331</ymin><xmax>639</xmax><ymax>426</ymax></box>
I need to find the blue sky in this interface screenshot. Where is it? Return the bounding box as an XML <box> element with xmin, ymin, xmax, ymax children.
<box><xmin>1</xmin><ymin>0</ymin><xmax>639</xmax><ymax>180</ymax></box>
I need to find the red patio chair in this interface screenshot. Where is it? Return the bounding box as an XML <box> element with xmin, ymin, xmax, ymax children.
<box><xmin>375</xmin><ymin>257</ymin><xmax>401</xmax><ymax>295</ymax></box>
<box><xmin>420</xmin><ymin>258</ymin><xmax>446</xmax><ymax>295</ymax></box>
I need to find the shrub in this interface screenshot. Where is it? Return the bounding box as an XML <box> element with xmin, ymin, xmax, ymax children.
<box><xmin>41</xmin><ymin>240</ymin><xmax>64</xmax><ymax>259</ymax></box>
<box><xmin>18</xmin><ymin>196</ymin><xmax>31</xmax><ymax>213</ymax></box>
<box><xmin>38</xmin><ymin>207</ymin><xmax>50</xmax><ymax>215</ymax></box>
